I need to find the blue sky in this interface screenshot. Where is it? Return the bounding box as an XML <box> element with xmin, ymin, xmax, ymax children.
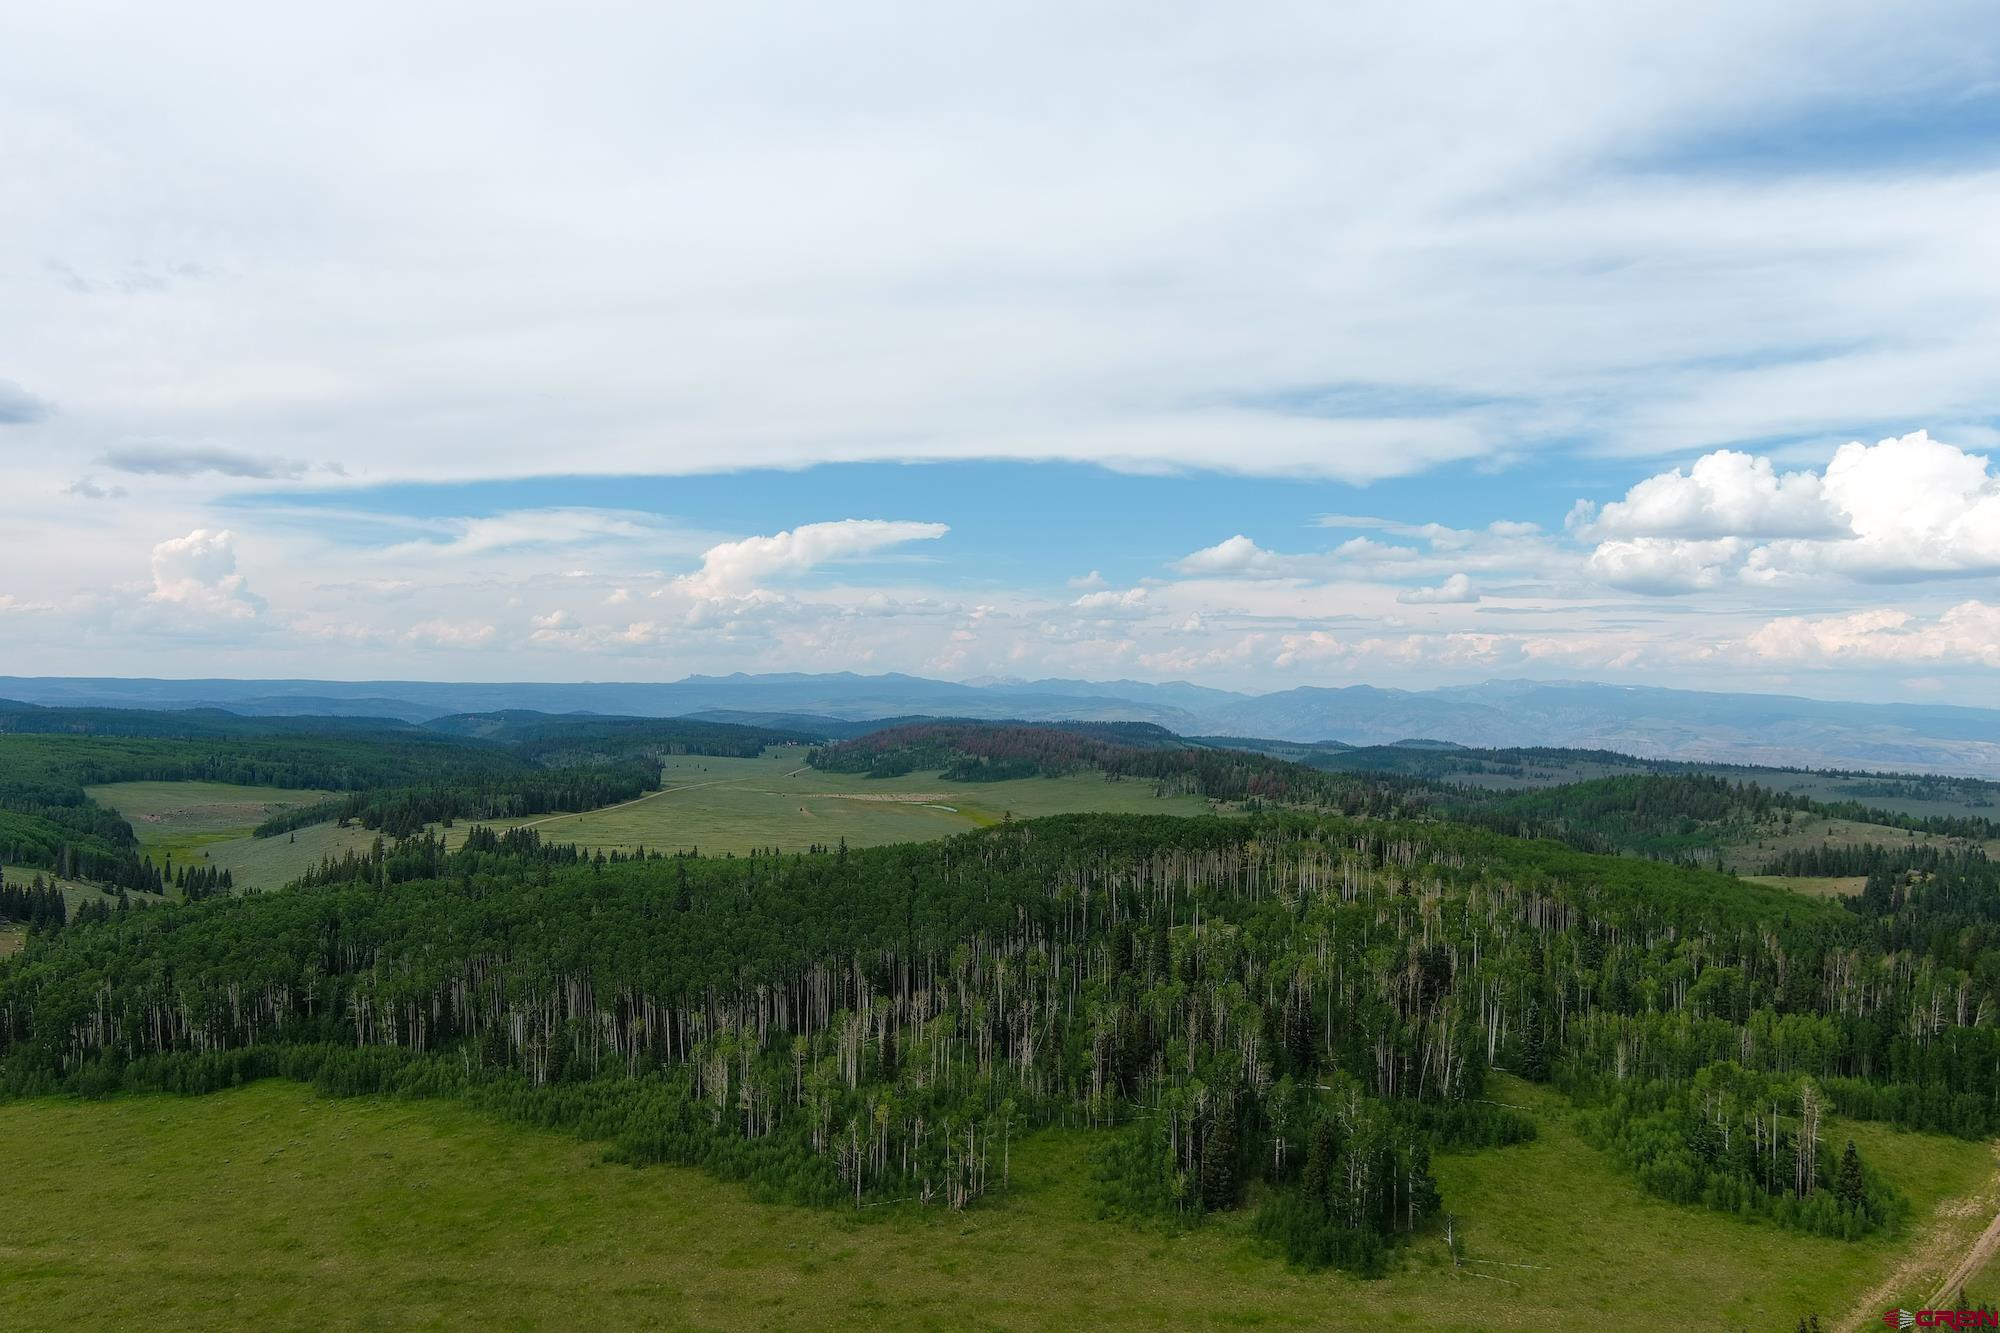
<box><xmin>220</xmin><ymin>456</ymin><xmax>1643</xmax><ymax>589</ymax></box>
<box><xmin>3</xmin><ymin>2</ymin><xmax>2000</xmax><ymax>698</ymax></box>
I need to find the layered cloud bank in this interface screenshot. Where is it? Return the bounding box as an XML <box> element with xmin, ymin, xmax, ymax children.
<box><xmin>0</xmin><ymin>428</ymin><xmax>1989</xmax><ymax>702</ymax></box>
<box><xmin>5</xmin><ymin>5</ymin><xmax>2000</xmax><ymax>697</ymax></box>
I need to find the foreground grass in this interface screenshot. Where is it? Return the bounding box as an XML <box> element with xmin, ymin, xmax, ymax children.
<box><xmin>0</xmin><ymin>1076</ymin><xmax>1987</xmax><ymax>1331</ymax></box>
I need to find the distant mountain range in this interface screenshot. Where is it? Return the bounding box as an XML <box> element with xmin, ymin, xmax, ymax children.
<box><xmin>6</xmin><ymin>672</ymin><xmax>2000</xmax><ymax>777</ymax></box>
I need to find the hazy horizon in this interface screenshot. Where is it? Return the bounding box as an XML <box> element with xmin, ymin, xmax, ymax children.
<box><xmin>8</xmin><ymin>666</ymin><xmax>2000</xmax><ymax>717</ymax></box>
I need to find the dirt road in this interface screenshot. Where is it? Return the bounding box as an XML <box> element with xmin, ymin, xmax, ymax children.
<box><xmin>1840</xmin><ymin>1146</ymin><xmax>2000</xmax><ymax>1330</ymax></box>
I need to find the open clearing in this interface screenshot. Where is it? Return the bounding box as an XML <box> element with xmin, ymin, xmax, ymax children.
<box><xmin>184</xmin><ymin>751</ymin><xmax>1220</xmax><ymax>891</ymax></box>
<box><xmin>86</xmin><ymin>780</ymin><xmax>334</xmax><ymax>871</ymax></box>
<box><xmin>0</xmin><ymin>1075</ymin><xmax>1989</xmax><ymax>1330</ymax></box>
<box><xmin>80</xmin><ymin>757</ymin><xmax>1998</xmax><ymax>899</ymax></box>
<box><xmin>0</xmin><ymin>926</ymin><xmax>20</xmax><ymax>956</ymax></box>
<box><xmin>1713</xmin><ymin>768</ymin><xmax>2000</xmax><ymax>825</ymax></box>
<box><xmin>170</xmin><ymin>820</ymin><xmax>383</xmax><ymax>894</ymax></box>
<box><xmin>492</xmin><ymin>751</ymin><xmax>1218</xmax><ymax>855</ymax></box>
<box><xmin>1717</xmin><ymin>812</ymin><xmax>1998</xmax><ymax>872</ymax></box>
<box><xmin>1743</xmin><ymin>874</ymin><xmax>1869</xmax><ymax>899</ymax></box>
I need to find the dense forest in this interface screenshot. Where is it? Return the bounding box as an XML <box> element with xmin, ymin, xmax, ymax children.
<box><xmin>1449</xmin><ymin>772</ymin><xmax>2000</xmax><ymax>864</ymax></box>
<box><xmin>814</xmin><ymin>725</ymin><xmax>1997</xmax><ymax>867</ymax></box>
<box><xmin>3</xmin><ymin>803</ymin><xmax>1980</xmax><ymax>1272</ymax></box>
<box><xmin>1284</xmin><ymin>738</ymin><xmax>2000</xmax><ymax>802</ymax></box>
<box><xmin>811</xmin><ymin>721</ymin><xmax>1436</xmax><ymax>816</ymax></box>
<box><xmin>0</xmin><ymin>871</ymin><xmax>68</xmax><ymax>932</ymax></box>
<box><xmin>422</xmin><ymin>711</ymin><xmax>819</xmax><ymax>762</ymax></box>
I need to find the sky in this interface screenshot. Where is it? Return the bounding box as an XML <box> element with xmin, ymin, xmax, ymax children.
<box><xmin>3</xmin><ymin>1</ymin><xmax>2000</xmax><ymax>701</ymax></box>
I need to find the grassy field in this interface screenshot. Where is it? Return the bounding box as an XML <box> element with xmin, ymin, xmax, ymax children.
<box><xmin>72</xmin><ymin>757</ymin><xmax>2000</xmax><ymax>899</ymax></box>
<box><xmin>184</xmin><ymin>752</ymin><xmax>1223</xmax><ymax>891</ymax></box>
<box><xmin>1717</xmin><ymin>811</ymin><xmax>1999</xmax><ymax>873</ymax></box>
<box><xmin>1708</xmin><ymin>767</ymin><xmax>2000</xmax><ymax>825</ymax></box>
<box><xmin>0</xmin><ymin>926</ymin><xmax>19</xmax><ymax>956</ymax></box>
<box><xmin>1743</xmin><ymin>874</ymin><xmax>1869</xmax><ymax>900</ymax></box>
<box><xmin>85</xmin><ymin>780</ymin><xmax>333</xmax><ymax>869</ymax></box>
<box><xmin>177</xmin><ymin>820</ymin><xmax>384</xmax><ymax>894</ymax></box>
<box><xmin>484</xmin><ymin>752</ymin><xmax>1219</xmax><ymax>852</ymax></box>
<box><xmin>0</xmin><ymin>1074</ymin><xmax>1988</xmax><ymax>1330</ymax></box>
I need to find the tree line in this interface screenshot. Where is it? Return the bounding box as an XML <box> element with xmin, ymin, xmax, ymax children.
<box><xmin>810</xmin><ymin>722</ymin><xmax>1439</xmax><ymax>816</ymax></box>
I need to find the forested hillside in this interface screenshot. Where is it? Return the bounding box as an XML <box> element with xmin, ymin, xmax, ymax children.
<box><xmin>1451</xmin><ymin>773</ymin><xmax>2000</xmax><ymax>864</ymax></box>
<box><xmin>4</xmin><ymin>807</ymin><xmax>1984</xmax><ymax>1278</ymax></box>
<box><xmin>814</xmin><ymin>722</ymin><xmax>2000</xmax><ymax>873</ymax></box>
<box><xmin>811</xmin><ymin>720</ymin><xmax>1435</xmax><ymax>815</ymax></box>
<box><xmin>421</xmin><ymin>710</ymin><xmax>820</xmax><ymax>759</ymax></box>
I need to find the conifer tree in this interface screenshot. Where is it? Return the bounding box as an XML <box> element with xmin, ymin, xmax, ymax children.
<box><xmin>1836</xmin><ymin>1141</ymin><xmax>1864</xmax><ymax>1209</ymax></box>
<box><xmin>1201</xmin><ymin>1107</ymin><xmax>1239</xmax><ymax>1213</ymax></box>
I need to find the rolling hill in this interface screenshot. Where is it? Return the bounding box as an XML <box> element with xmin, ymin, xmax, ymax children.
<box><xmin>12</xmin><ymin>674</ymin><xmax>2000</xmax><ymax>776</ymax></box>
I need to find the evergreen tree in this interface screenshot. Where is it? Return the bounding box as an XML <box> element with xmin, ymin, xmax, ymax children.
<box><xmin>1201</xmin><ymin>1106</ymin><xmax>1240</xmax><ymax>1213</ymax></box>
<box><xmin>1302</xmin><ymin>1118</ymin><xmax>1335</xmax><ymax>1204</ymax></box>
<box><xmin>1836</xmin><ymin>1140</ymin><xmax>1864</xmax><ymax>1209</ymax></box>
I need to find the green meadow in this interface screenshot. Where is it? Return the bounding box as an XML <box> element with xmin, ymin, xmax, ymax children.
<box><xmin>147</xmin><ymin>752</ymin><xmax>1220</xmax><ymax>891</ymax></box>
<box><xmin>1743</xmin><ymin>874</ymin><xmax>1870</xmax><ymax>900</ymax></box>
<box><xmin>0</xmin><ymin>1075</ymin><xmax>1989</xmax><ymax>1331</ymax></box>
<box><xmin>1718</xmin><ymin>811</ymin><xmax>1998</xmax><ymax>872</ymax></box>
<box><xmin>80</xmin><ymin>754</ymin><xmax>1999</xmax><ymax>898</ymax></box>
<box><xmin>484</xmin><ymin>751</ymin><xmax>1218</xmax><ymax>853</ymax></box>
<box><xmin>83</xmin><ymin>780</ymin><xmax>333</xmax><ymax>870</ymax></box>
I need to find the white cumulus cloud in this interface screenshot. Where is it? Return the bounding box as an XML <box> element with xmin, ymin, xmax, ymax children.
<box><xmin>1580</xmin><ymin>432</ymin><xmax>2000</xmax><ymax>592</ymax></box>
<box><xmin>675</xmin><ymin>519</ymin><xmax>949</xmax><ymax>597</ymax></box>
<box><xmin>1071</xmin><ymin>587</ymin><xmax>1149</xmax><ymax>612</ymax></box>
<box><xmin>1587</xmin><ymin>537</ymin><xmax>1743</xmax><ymax>595</ymax></box>
<box><xmin>148</xmin><ymin>529</ymin><xmax>264</xmax><ymax>616</ymax></box>
<box><xmin>1174</xmin><ymin>535</ymin><xmax>1288</xmax><ymax>578</ymax></box>
<box><xmin>1398</xmin><ymin>573</ymin><xmax>1481</xmax><ymax>604</ymax></box>
<box><xmin>1573</xmin><ymin>449</ymin><xmax>1841</xmax><ymax>540</ymax></box>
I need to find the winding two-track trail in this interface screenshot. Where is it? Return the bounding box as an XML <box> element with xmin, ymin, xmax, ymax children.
<box><xmin>1925</xmin><ymin>1210</ymin><xmax>2000</xmax><ymax>1311</ymax></box>
<box><xmin>1840</xmin><ymin>1145</ymin><xmax>2000</xmax><ymax>1331</ymax></box>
